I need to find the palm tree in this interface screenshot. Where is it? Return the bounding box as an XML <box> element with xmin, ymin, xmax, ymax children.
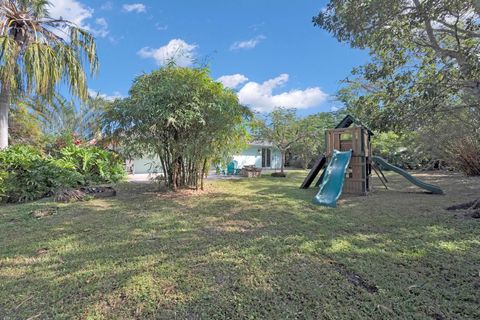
<box><xmin>26</xmin><ymin>93</ymin><xmax>108</xmax><ymax>140</ymax></box>
<box><xmin>0</xmin><ymin>0</ymin><xmax>98</xmax><ymax>149</ymax></box>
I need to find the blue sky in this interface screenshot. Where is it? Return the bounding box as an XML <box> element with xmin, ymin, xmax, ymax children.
<box><xmin>50</xmin><ymin>0</ymin><xmax>370</xmax><ymax>116</ymax></box>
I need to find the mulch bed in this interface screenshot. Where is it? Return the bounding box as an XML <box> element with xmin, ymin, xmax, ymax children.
<box><xmin>54</xmin><ymin>186</ymin><xmax>117</xmax><ymax>203</ymax></box>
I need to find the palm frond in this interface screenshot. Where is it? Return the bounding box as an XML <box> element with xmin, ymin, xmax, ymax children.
<box><xmin>25</xmin><ymin>93</ymin><xmax>108</xmax><ymax>139</ymax></box>
<box><xmin>0</xmin><ymin>0</ymin><xmax>98</xmax><ymax>101</ymax></box>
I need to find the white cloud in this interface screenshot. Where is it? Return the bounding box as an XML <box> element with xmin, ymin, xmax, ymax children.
<box><xmin>108</xmin><ymin>35</ymin><xmax>125</xmax><ymax>45</ymax></box>
<box><xmin>230</xmin><ymin>35</ymin><xmax>266</xmax><ymax>50</ymax></box>
<box><xmin>122</xmin><ymin>3</ymin><xmax>146</xmax><ymax>13</ymax></box>
<box><xmin>48</xmin><ymin>0</ymin><xmax>92</xmax><ymax>27</ymax></box>
<box><xmin>155</xmin><ymin>23</ymin><xmax>169</xmax><ymax>31</ymax></box>
<box><xmin>137</xmin><ymin>39</ymin><xmax>197</xmax><ymax>67</ymax></box>
<box><xmin>217</xmin><ymin>74</ymin><xmax>249</xmax><ymax>89</ymax></box>
<box><xmin>100</xmin><ymin>1</ymin><xmax>113</xmax><ymax>10</ymax></box>
<box><xmin>48</xmin><ymin>0</ymin><xmax>109</xmax><ymax>38</ymax></box>
<box><xmin>330</xmin><ymin>106</ymin><xmax>341</xmax><ymax>112</ymax></box>
<box><xmin>92</xmin><ymin>18</ymin><xmax>109</xmax><ymax>38</ymax></box>
<box><xmin>249</xmin><ymin>22</ymin><xmax>265</xmax><ymax>32</ymax></box>
<box><xmin>237</xmin><ymin>74</ymin><xmax>328</xmax><ymax>112</ymax></box>
<box><xmin>88</xmin><ymin>89</ymin><xmax>124</xmax><ymax>101</ymax></box>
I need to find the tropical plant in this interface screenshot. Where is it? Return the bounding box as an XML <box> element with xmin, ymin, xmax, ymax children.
<box><xmin>25</xmin><ymin>93</ymin><xmax>109</xmax><ymax>140</ymax></box>
<box><xmin>57</xmin><ymin>144</ymin><xmax>125</xmax><ymax>183</ymax></box>
<box><xmin>0</xmin><ymin>0</ymin><xmax>98</xmax><ymax>149</ymax></box>
<box><xmin>105</xmin><ymin>66</ymin><xmax>251</xmax><ymax>190</ymax></box>
<box><xmin>0</xmin><ymin>145</ymin><xmax>83</xmax><ymax>202</ymax></box>
<box><xmin>0</xmin><ymin>144</ymin><xmax>124</xmax><ymax>203</ymax></box>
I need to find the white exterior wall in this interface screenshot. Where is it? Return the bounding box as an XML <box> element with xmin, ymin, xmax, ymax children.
<box><xmin>132</xmin><ymin>155</ymin><xmax>163</xmax><ymax>174</ymax></box>
<box><xmin>233</xmin><ymin>145</ymin><xmax>282</xmax><ymax>169</ymax></box>
<box><xmin>130</xmin><ymin>145</ymin><xmax>282</xmax><ymax>174</ymax></box>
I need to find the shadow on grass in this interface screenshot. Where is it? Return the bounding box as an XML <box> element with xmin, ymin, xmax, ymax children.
<box><xmin>0</xmin><ymin>171</ymin><xmax>479</xmax><ymax>318</ymax></box>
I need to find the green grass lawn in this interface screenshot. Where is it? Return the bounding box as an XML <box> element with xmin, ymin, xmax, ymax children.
<box><xmin>1</xmin><ymin>171</ymin><xmax>479</xmax><ymax>319</ymax></box>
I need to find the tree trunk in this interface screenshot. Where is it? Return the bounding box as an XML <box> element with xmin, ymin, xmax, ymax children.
<box><xmin>171</xmin><ymin>164</ymin><xmax>178</xmax><ymax>191</ymax></box>
<box><xmin>303</xmin><ymin>158</ymin><xmax>308</xmax><ymax>170</ymax></box>
<box><xmin>280</xmin><ymin>150</ymin><xmax>285</xmax><ymax>173</ymax></box>
<box><xmin>200</xmin><ymin>158</ymin><xmax>207</xmax><ymax>191</ymax></box>
<box><xmin>0</xmin><ymin>86</ymin><xmax>9</xmax><ymax>149</ymax></box>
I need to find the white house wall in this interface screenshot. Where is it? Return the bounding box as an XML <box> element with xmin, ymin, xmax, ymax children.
<box><xmin>132</xmin><ymin>156</ymin><xmax>162</xmax><ymax>174</ymax></box>
<box><xmin>131</xmin><ymin>145</ymin><xmax>282</xmax><ymax>174</ymax></box>
<box><xmin>233</xmin><ymin>145</ymin><xmax>282</xmax><ymax>169</ymax></box>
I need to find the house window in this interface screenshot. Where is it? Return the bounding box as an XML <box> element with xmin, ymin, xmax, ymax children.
<box><xmin>261</xmin><ymin>148</ymin><xmax>271</xmax><ymax>168</ymax></box>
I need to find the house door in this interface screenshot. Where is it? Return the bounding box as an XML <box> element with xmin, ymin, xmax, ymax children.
<box><xmin>261</xmin><ymin>148</ymin><xmax>271</xmax><ymax>168</ymax></box>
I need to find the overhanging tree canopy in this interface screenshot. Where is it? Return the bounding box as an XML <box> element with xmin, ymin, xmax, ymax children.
<box><xmin>0</xmin><ymin>0</ymin><xmax>98</xmax><ymax>148</ymax></box>
<box><xmin>313</xmin><ymin>0</ymin><xmax>479</xmax><ymax>131</ymax></box>
<box><xmin>314</xmin><ymin>0</ymin><xmax>480</xmax><ymax>175</ymax></box>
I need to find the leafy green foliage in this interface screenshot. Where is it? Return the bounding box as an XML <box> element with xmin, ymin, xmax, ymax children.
<box><xmin>291</xmin><ymin>113</ymin><xmax>336</xmax><ymax>168</ymax></box>
<box><xmin>57</xmin><ymin>145</ymin><xmax>126</xmax><ymax>184</ymax></box>
<box><xmin>26</xmin><ymin>93</ymin><xmax>110</xmax><ymax>141</ymax></box>
<box><xmin>372</xmin><ymin>131</ymin><xmax>427</xmax><ymax>169</ymax></box>
<box><xmin>0</xmin><ymin>145</ymin><xmax>83</xmax><ymax>203</ymax></box>
<box><xmin>0</xmin><ymin>0</ymin><xmax>98</xmax><ymax>100</ymax></box>
<box><xmin>0</xmin><ymin>144</ymin><xmax>125</xmax><ymax>203</ymax></box>
<box><xmin>105</xmin><ymin>66</ymin><xmax>251</xmax><ymax>190</ymax></box>
<box><xmin>314</xmin><ymin>0</ymin><xmax>480</xmax><ymax>174</ymax></box>
<box><xmin>0</xmin><ymin>0</ymin><xmax>98</xmax><ymax>148</ymax></box>
<box><xmin>253</xmin><ymin>109</ymin><xmax>337</xmax><ymax>171</ymax></box>
<box><xmin>9</xmin><ymin>103</ymin><xmax>44</xmax><ymax>146</ymax></box>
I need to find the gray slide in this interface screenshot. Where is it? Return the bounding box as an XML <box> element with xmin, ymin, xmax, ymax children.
<box><xmin>372</xmin><ymin>156</ymin><xmax>444</xmax><ymax>195</ymax></box>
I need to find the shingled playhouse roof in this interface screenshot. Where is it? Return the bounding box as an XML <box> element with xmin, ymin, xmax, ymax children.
<box><xmin>335</xmin><ymin>115</ymin><xmax>374</xmax><ymax>136</ymax></box>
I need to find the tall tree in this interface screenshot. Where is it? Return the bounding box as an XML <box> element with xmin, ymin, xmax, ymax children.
<box><xmin>0</xmin><ymin>0</ymin><xmax>98</xmax><ymax>149</ymax></box>
<box><xmin>291</xmin><ymin>112</ymin><xmax>336</xmax><ymax>169</ymax></box>
<box><xmin>314</xmin><ymin>0</ymin><xmax>480</xmax><ymax>175</ymax></box>
<box><xmin>105</xmin><ymin>66</ymin><xmax>251</xmax><ymax>190</ymax></box>
<box><xmin>313</xmin><ymin>0</ymin><xmax>479</xmax><ymax>131</ymax></box>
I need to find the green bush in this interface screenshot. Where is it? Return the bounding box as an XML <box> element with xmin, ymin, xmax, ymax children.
<box><xmin>57</xmin><ymin>145</ymin><xmax>125</xmax><ymax>184</ymax></box>
<box><xmin>0</xmin><ymin>170</ymin><xmax>7</xmax><ymax>200</ymax></box>
<box><xmin>0</xmin><ymin>146</ymin><xmax>83</xmax><ymax>203</ymax></box>
<box><xmin>372</xmin><ymin>131</ymin><xmax>428</xmax><ymax>169</ymax></box>
<box><xmin>0</xmin><ymin>145</ymin><xmax>125</xmax><ymax>203</ymax></box>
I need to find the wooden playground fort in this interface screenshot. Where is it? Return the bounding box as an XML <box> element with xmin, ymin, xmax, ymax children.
<box><xmin>324</xmin><ymin>123</ymin><xmax>372</xmax><ymax>195</ymax></box>
<box><xmin>301</xmin><ymin>114</ymin><xmax>443</xmax><ymax>207</ymax></box>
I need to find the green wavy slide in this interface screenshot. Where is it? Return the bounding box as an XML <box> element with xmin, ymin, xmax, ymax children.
<box><xmin>313</xmin><ymin>150</ymin><xmax>352</xmax><ymax>207</ymax></box>
<box><xmin>372</xmin><ymin>156</ymin><xmax>444</xmax><ymax>194</ymax></box>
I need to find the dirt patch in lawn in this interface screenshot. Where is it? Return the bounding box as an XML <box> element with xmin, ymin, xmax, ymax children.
<box><xmin>154</xmin><ymin>184</ymin><xmax>217</xmax><ymax>200</ymax></box>
<box><xmin>325</xmin><ymin>259</ymin><xmax>378</xmax><ymax>293</ymax></box>
<box><xmin>446</xmin><ymin>198</ymin><xmax>480</xmax><ymax>219</ymax></box>
<box><xmin>30</xmin><ymin>207</ymin><xmax>58</xmax><ymax>219</ymax></box>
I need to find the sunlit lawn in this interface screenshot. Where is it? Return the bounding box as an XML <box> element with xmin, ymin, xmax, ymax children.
<box><xmin>1</xmin><ymin>170</ymin><xmax>479</xmax><ymax>319</ymax></box>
